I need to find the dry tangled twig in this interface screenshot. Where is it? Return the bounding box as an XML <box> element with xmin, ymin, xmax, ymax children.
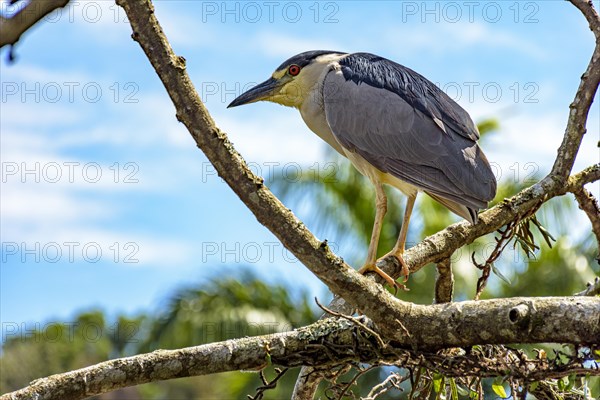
<box><xmin>471</xmin><ymin>200</ymin><xmax>554</xmax><ymax>300</ymax></box>
<box><xmin>319</xmin><ymin>343</ymin><xmax>598</xmax><ymax>399</ymax></box>
<box><xmin>315</xmin><ymin>298</ymin><xmax>387</xmax><ymax>349</ymax></box>
<box><xmin>300</xmin><ymin>299</ymin><xmax>599</xmax><ymax>399</ymax></box>
<box><xmin>365</xmin><ymin>372</ymin><xmax>406</xmax><ymax>399</ymax></box>
<box><xmin>248</xmin><ymin>368</ymin><xmax>290</xmax><ymax>400</ymax></box>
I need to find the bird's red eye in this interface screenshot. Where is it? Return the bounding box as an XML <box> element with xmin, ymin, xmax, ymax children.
<box><xmin>288</xmin><ymin>65</ymin><xmax>301</xmax><ymax>76</ymax></box>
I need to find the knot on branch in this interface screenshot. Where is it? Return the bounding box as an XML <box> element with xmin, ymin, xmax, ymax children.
<box><xmin>171</xmin><ymin>55</ymin><xmax>187</xmax><ymax>70</ymax></box>
<box><xmin>508</xmin><ymin>303</ymin><xmax>532</xmax><ymax>332</ymax></box>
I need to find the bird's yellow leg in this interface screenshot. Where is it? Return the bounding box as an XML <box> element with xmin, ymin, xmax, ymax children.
<box><xmin>380</xmin><ymin>194</ymin><xmax>416</xmax><ymax>282</ymax></box>
<box><xmin>358</xmin><ymin>183</ymin><xmax>399</xmax><ymax>289</ymax></box>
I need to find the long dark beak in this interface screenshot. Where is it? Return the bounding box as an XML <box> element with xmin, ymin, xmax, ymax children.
<box><xmin>228</xmin><ymin>77</ymin><xmax>280</xmax><ymax>108</ymax></box>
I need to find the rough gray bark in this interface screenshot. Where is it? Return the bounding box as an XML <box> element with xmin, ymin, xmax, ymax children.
<box><xmin>3</xmin><ymin>296</ymin><xmax>599</xmax><ymax>400</ymax></box>
<box><xmin>0</xmin><ymin>0</ymin><xmax>71</xmax><ymax>48</ymax></box>
<box><xmin>434</xmin><ymin>258</ymin><xmax>454</xmax><ymax>304</ymax></box>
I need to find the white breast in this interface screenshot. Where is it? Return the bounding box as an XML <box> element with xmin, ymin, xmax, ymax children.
<box><xmin>299</xmin><ymin>88</ymin><xmax>345</xmax><ymax>155</ymax></box>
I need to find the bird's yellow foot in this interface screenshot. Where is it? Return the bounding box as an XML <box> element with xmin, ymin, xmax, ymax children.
<box><xmin>358</xmin><ymin>262</ymin><xmax>407</xmax><ymax>292</ymax></box>
<box><xmin>380</xmin><ymin>251</ymin><xmax>410</xmax><ymax>283</ymax></box>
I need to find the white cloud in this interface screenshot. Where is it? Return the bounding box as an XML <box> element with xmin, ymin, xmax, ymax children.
<box><xmin>1</xmin><ymin>188</ymin><xmax>111</xmax><ymax>224</ymax></box>
<box><xmin>0</xmin><ymin>123</ymin><xmax>188</xmax><ymax>193</ymax></box>
<box><xmin>66</xmin><ymin>1</ymin><xmax>133</xmax><ymax>44</ymax></box>
<box><xmin>153</xmin><ymin>3</ymin><xmax>218</xmax><ymax>48</ymax></box>
<box><xmin>1</xmin><ymin>220</ymin><xmax>194</xmax><ymax>268</ymax></box>
<box><xmin>215</xmin><ymin>109</ymin><xmax>330</xmax><ymax>166</ymax></box>
<box><xmin>251</xmin><ymin>31</ymin><xmax>345</xmax><ymax>59</ymax></box>
<box><xmin>1</xmin><ymin>148</ymin><xmax>197</xmax><ymax>269</ymax></box>
<box><xmin>1</xmin><ymin>76</ymin><xmax>202</xmax><ymax>270</ymax></box>
<box><xmin>385</xmin><ymin>22</ymin><xmax>547</xmax><ymax>59</ymax></box>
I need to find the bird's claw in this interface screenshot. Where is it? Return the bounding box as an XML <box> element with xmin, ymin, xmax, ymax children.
<box><xmin>380</xmin><ymin>250</ymin><xmax>411</xmax><ymax>283</ymax></box>
<box><xmin>358</xmin><ymin>262</ymin><xmax>408</xmax><ymax>293</ymax></box>
<box><xmin>397</xmin><ymin>255</ymin><xmax>410</xmax><ymax>283</ymax></box>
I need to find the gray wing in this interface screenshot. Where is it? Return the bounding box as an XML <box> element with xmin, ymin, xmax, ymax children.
<box><xmin>323</xmin><ymin>53</ymin><xmax>497</xmax><ymax>214</ymax></box>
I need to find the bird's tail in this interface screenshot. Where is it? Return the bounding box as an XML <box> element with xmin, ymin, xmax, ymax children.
<box><xmin>425</xmin><ymin>191</ymin><xmax>478</xmax><ymax>224</ymax></box>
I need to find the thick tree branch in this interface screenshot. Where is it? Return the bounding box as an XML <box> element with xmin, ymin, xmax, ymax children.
<box><xmin>0</xmin><ymin>0</ymin><xmax>71</xmax><ymax>49</ymax></box>
<box><xmin>3</xmin><ymin>296</ymin><xmax>599</xmax><ymax>400</ymax></box>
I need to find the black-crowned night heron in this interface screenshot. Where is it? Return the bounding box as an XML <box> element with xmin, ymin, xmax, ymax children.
<box><xmin>229</xmin><ymin>51</ymin><xmax>497</xmax><ymax>287</ymax></box>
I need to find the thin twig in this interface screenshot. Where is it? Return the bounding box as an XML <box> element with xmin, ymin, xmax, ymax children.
<box><xmin>315</xmin><ymin>298</ymin><xmax>387</xmax><ymax>349</ymax></box>
<box><xmin>335</xmin><ymin>364</ymin><xmax>378</xmax><ymax>400</ymax></box>
<box><xmin>365</xmin><ymin>372</ymin><xmax>406</xmax><ymax>399</ymax></box>
<box><xmin>472</xmin><ymin>221</ymin><xmax>517</xmax><ymax>300</ymax></box>
<box><xmin>248</xmin><ymin>368</ymin><xmax>289</xmax><ymax>400</ymax></box>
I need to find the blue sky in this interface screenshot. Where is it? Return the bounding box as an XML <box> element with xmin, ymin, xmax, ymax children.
<box><xmin>1</xmin><ymin>1</ymin><xmax>599</xmax><ymax>340</ymax></box>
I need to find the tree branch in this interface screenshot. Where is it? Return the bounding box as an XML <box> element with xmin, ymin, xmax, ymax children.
<box><xmin>572</xmin><ymin>185</ymin><xmax>600</xmax><ymax>258</ymax></box>
<box><xmin>570</xmin><ymin>0</ymin><xmax>600</xmax><ymax>40</ymax></box>
<box><xmin>3</xmin><ymin>296</ymin><xmax>598</xmax><ymax>400</ymax></box>
<box><xmin>0</xmin><ymin>0</ymin><xmax>71</xmax><ymax>49</ymax></box>
<box><xmin>434</xmin><ymin>258</ymin><xmax>454</xmax><ymax>304</ymax></box>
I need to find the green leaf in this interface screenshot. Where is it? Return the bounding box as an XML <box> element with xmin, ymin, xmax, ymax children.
<box><xmin>456</xmin><ymin>384</ymin><xmax>470</xmax><ymax>397</ymax></box>
<box><xmin>529</xmin><ymin>381</ymin><xmax>539</xmax><ymax>392</ymax></box>
<box><xmin>514</xmin><ymin>236</ymin><xmax>535</xmax><ymax>257</ymax></box>
<box><xmin>477</xmin><ymin>119</ymin><xmax>500</xmax><ymax>136</ymax></box>
<box><xmin>449</xmin><ymin>378</ymin><xmax>459</xmax><ymax>400</ymax></box>
<box><xmin>433</xmin><ymin>374</ymin><xmax>443</xmax><ymax>394</ymax></box>
<box><xmin>531</xmin><ymin>215</ymin><xmax>556</xmax><ymax>247</ymax></box>
<box><xmin>491</xmin><ymin>264</ymin><xmax>511</xmax><ymax>285</ymax></box>
<box><xmin>492</xmin><ymin>380</ymin><xmax>508</xmax><ymax>398</ymax></box>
